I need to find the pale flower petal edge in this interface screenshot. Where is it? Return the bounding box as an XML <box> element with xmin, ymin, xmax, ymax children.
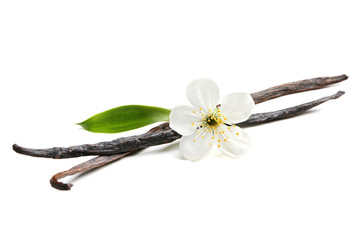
<box><xmin>186</xmin><ymin>78</ymin><xmax>220</xmax><ymax>111</ymax></box>
<box><xmin>179</xmin><ymin>130</ymin><xmax>213</xmax><ymax>160</ymax></box>
<box><xmin>219</xmin><ymin>127</ymin><xmax>251</xmax><ymax>158</ymax></box>
<box><xmin>169</xmin><ymin>105</ymin><xmax>199</xmax><ymax>136</ymax></box>
<box><xmin>220</xmin><ymin>92</ymin><xmax>255</xmax><ymax>123</ymax></box>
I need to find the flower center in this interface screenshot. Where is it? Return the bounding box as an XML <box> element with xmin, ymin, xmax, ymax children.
<box><xmin>202</xmin><ymin>108</ymin><xmax>224</xmax><ymax>130</ymax></box>
<box><xmin>191</xmin><ymin>107</ymin><xmax>239</xmax><ymax>148</ymax></box>
<box><xmin>192</xmin><ymin>107</ymin><xmax>228</xmax><ymax>133</ymax></box>
<box><xmin>207</xmin><ymin>117</ymin><xmax>219</xmax><ymax>126</ymax></box>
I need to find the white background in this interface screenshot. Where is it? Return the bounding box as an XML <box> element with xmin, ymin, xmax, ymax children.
<box><xmin>1</xmin><ymin>1</ymin><xmax>359</xmax><ymax>239</ymax></box>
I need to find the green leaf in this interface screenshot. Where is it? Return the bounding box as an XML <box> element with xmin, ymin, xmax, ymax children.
<box><xmin>78</xmin><ymin>105</ymin><xmax>171</xmax><ymax>133</ymax></box>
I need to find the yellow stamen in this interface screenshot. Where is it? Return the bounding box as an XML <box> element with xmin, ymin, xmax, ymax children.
<box><xmin>212</xmin><ymin>136</ymin><xmax>214</xmax><ymax>139</ymax></box>
<box><xmin>236</xmin><ymin>132</ymin><xmax>239</xmax><ymax>135</ymax></box>
<box><xmin>201</xmin><ymin>135</ymin><xmax>204</xmax><ymax>138</ymax></box>
<box><xmin>218</xmin><ymin>139</ymin><xmax>221</xmax><ymax>142</ymax></box>
<box><xmin>218</xmin><ymin>145</ymin><xmax>221</xmax><ymax>148</ymax></box>
<box><xmin>193</xmin><ymin>139</ymin><xmax>196</xmax><ymax>142</ymax></box>
<box><xmin>224</xmin><ymin>139</ymin><xmax>227</xmax><ymax>142</ymax></box>
<box><xmin>192</xmin><ymin>123</ymin><xmax>195</xmax><ymax>126</ymax></box>
<box><xmin>200</xmin><ymin>108</ymin><xmax>202</xmax><ymax>110</ymax></box>
<box><xmin>193</xmin><ymin>111</ymin><xmax>196</xmax><ymax>113</ymax></box>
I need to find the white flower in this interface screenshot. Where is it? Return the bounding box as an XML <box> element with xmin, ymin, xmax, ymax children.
<box><xmin>169</xmin><ymin>78</ymin><xmax>255</xmax><ymax>160</ymax></box>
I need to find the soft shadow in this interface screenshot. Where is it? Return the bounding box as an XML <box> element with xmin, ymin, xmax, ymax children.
<box><xmin>137</xmin><ymin>142</ymin><xmax>191</xmax><ymax>161</ymax></box>
<box><xmin>153</xmin><ymin>142</ymin><xmax>180</xmax><ymax>154</ymax></box>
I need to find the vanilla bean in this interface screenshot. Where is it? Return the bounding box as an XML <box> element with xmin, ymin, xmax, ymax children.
<box><xmin>13</xmin><ymin>74</ymin><xmax>347</xmax><ymax>159</ymax></box>
<box><xmin>250</xmin><ymin>74</ymin><xmax>347</xmax><ymax>103</ymax></box>
<box><xmin>13</xmin><ymin>90</ymin><xmax>345</xmax><ymax>160</ymax></box>
<box><xmin>12</xmin><ymin>74</ymin><xmax>347</xmax><ymax>190</ymax></box>
<box><xmin>50</xmin><ymin>152</ymin><xmax>135</xmax><ymax>190</ymax></box>
<box><xmin>13</xmin><ymin>127</ymin><xmax>180</xmax><ymax>159</ymax></box>
<box><xmin>49</xmin><ymin>91</ymin><xmax>345</xmax><ymax>190</ymax></box>
<box><xmin>49</xmin><ymin>123</ymin><xmax>170</xmax><ymax>190</ymax></box>
<box><xmin>240</xmin><ymin>91</ymin><xmax>345</xmax><ymax>126</ymax></box>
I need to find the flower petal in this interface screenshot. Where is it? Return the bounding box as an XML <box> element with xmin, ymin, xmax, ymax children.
<box><xmin>218</xmin><ymin>126</ymin><xmax>251</xmax><ymax>158</ymax></box>
<box><xmin>186</xmin><ymin>78</ymin><xmax>220</xmax><ymax>110</ymax></box>
<box><xmin>220</xmin><ymin>92</ymin><xmax>255</xmax><ymax>123</ymax></box>
<box><xmin>180</xmin><ymin>130</ymin><xmax>213</xmax><ymax>160</ymax></box>
<box><xmin>169</xmin><ymin>105</ymin><xmax>201</xmax><ymax>136</ymax></box>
